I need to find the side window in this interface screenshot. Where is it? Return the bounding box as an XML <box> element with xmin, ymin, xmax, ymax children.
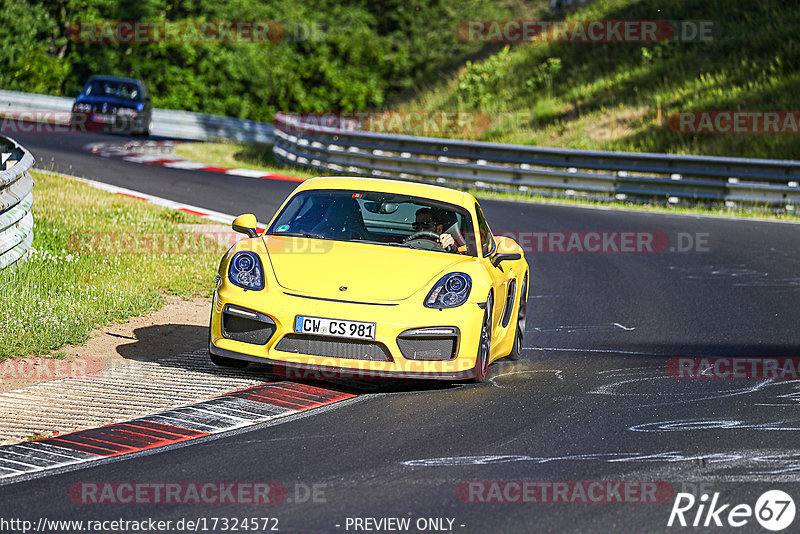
<box><xmin>474</xmin><ymin>203</ymin><xmax>494</xmax><ymax>256</ymax></box>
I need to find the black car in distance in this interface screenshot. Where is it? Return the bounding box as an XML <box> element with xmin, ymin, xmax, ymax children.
<box><xmin>71</xmin><ymin>75</ymin><xmax>152</xmax><ymax>136</ymax></box>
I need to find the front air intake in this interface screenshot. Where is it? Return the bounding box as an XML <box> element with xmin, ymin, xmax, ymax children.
<box><xmin>397</xmin><ymin>327</ymin><xmax>459</xmax><ymax>361</ymax></box>
<box><xmin>222</xmin><ymin>305</ymin><xmax>276</xmax><ymax>345</ymax></box>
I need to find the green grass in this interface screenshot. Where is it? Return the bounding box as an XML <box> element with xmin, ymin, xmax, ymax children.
<box><xmin>399</xmin><ymin>0</ymin><xmax>800</xmax><ymax>160</ymax></box>
<box><xmin>0</xmin><ymin>171</ymin><xmax>224</xmax><ymax>361</ymax></box>
<box><xmin>174</xmin><ymin>142</ymin><xmax>326</xmax><ymax>181</ymax></box>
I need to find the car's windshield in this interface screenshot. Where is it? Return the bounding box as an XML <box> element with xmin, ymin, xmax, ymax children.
<box><xmin>267</xmin><ymin>189</ymin><xmax>477</xmax><ymax>255</ymax></box>
<box><xmin>84</xmin><ymin>80</ymin><xmax>142</xmax><ymax>101</ymax></box>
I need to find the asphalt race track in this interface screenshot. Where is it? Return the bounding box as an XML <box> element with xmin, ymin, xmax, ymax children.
<box><xmin>4</xmin><ymin>128</ymin><xmax>800</xmax><ymax>533</ymax></box>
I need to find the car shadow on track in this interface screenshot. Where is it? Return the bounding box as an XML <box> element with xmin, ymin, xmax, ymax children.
<box><xmin>114</xmin><ymin>323</ymin><xmax>467</xmax><ymax>396</ymax></box>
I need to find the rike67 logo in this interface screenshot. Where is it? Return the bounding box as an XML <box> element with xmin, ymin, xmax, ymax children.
<box><xmin>668</xmin><ymin>490</ymin><xmax>795</xmax><ymax>531</ymax></box>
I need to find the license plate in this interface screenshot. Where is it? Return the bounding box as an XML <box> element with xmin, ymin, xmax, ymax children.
<box><xmin>294</xmin><ymin>315</ymin><xmax>376</xmax><ymax>340</ymax></box>
<box><xmin>92</xmin><ymin>113</ymin><xmax>112</xmax><ymax>123</ymax></box>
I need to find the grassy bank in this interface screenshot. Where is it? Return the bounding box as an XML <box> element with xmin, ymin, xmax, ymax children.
<box><xmin>174</xmin><ymin>142</ymin><xmax>323</xmax><ymax>180</ymax></box>
<box><xmin>0</xmin><ymin>172</ymin><xmax>223</xmax><ymax>361</ymax></box>
<box><xmin>402</xmin><ymin>0</ymin><xmax>800</xmax><ymax>160</ymax></box>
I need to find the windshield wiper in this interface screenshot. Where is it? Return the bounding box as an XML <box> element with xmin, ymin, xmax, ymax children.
<box><xmin>270</xmin><ymin>231</ymin><xmax>332</xmax><ymax>240</ymax></box>
<box><xmin>352</xmin><ymin>239</ymin><xmax>413</xmax><ymax>248</ymax></box>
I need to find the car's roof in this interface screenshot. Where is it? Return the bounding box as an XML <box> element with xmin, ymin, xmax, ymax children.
<box><xmin>87</xmin><ymin>75</ymin><xmax>145</xmax><ymax>85</ymax></box>
<box><xmin>295</xmin><ymin>176</ymin><xmax>475</xmax><ymax>208</ymax></box>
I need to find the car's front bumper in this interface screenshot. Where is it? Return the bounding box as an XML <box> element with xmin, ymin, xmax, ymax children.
<box><xmin>70</xmin><ymin>111</ymin><xmax>149</xmax><ymax>133</ymax></box>
<box><xmin>209</xmin><ymin>287</ymin><xmax>485</xmax><ymax>380</ymax></box>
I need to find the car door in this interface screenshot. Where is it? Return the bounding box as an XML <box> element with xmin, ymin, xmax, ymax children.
<box><xmin>474</xmin><ymin>202</ymin><xmax>508</xmax><ymax>344</ymax></box>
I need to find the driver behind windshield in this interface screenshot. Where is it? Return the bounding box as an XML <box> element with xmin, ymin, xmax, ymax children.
<box><xmin>413</xmin><ymin>208</ymin><xmax>456</xmax><ymax>252</ymax></box>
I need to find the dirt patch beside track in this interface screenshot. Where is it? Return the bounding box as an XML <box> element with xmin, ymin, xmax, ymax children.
<box><xmin>0</xmin><ymin>295</ymin><xmax>212</xmax><ymax>394</ymax></box>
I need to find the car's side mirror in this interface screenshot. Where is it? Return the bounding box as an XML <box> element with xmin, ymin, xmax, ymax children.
<box><xmin>232</xmin><ymin>214</ymin><xmax>259</xmax><ymax>237</ymax></box>
<box><xmin>491</xmin><ymin>253</ymin><xmax>521</xmax><ymax>268</ymax></box>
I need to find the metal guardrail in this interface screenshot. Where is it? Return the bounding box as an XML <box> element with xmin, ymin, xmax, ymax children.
<box><xmin>0</xmin><ymin>89</ymin><xmax>273</xmax><ymax>143</ymax></box>
<box><xmin>3</xmin><ymin>89</ymin><xmax>798</xmax><ymax>207</ymax></box>
<box><xmin>0</xmin><ymin>135</ymin><xmax>35</xmax><ymax>269</ymax></box>
<box><xmin>272</xmin><ymin>112</ymin><xmax>800</xmax><ymax>207</ymax></box>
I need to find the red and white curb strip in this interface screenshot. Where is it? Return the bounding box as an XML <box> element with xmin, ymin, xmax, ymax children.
<box><xmin>0</xmin><ymin>380</ymin><xmax>354</xmax><ymax>482</ymax></box>
<box><xmin>88</xmin><ymin>140</ymin><xmax>304</xmax><ymax>183</ymax></box>
<box><xmin>42</xmin><ymin>170</ymin><xmax>268</xmax><ymax>230</ymax></box>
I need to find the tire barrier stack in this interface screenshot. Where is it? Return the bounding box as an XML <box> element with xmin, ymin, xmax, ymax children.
<box><xmin>0</xmin><ymin>135</ymin><xmax>35</xmax><ymax>269</ymax></box>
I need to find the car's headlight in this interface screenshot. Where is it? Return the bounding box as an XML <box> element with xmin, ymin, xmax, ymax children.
<box><xmin>228</xmin><ymin>251</ymin><xmax>265</xmax><ymax>290</ymax></box>
<box><xmin>425</xmin><ymin>272</ymin><xmax>471</xmax><ymax>309</ymax></box>
<box><xmin>73</xmin><ymin>103</ymin><xmax>92</xmax><ymax>113</ymax></box>
<box><xmin>117</xmin><ymin>108</ymin><xmax>137</xmax><ymax>117</ymax></box>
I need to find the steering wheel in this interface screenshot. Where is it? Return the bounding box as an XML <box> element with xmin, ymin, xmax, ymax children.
<box><xmin>404</xmin><ymin>231</ymin><xmax>456</xmax><ymax>252</ymax></box>
<box><xmin>404</xmin><ymin>231</ymin><xmax>441</xmax><ymax>244</ymax></box>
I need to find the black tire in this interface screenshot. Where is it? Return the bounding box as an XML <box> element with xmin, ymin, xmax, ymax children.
<box><xmin>208</xmin><ymin>310</ymin><xmax>249</xmax><ymax>368</ymax></box>
<box><xmin>471</xmin><ymin>293</ymin><xmax>493</xmax><ymax>383</ymax></box>
<box><xmin>507</xmin><ymin>274</ymin><xmax>527</xmax><ymax>361</ymax></box>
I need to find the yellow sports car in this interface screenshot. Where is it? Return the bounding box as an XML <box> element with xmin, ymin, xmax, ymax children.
<box><xmin>209</xmin><ymin>176</ymin><xmax>529</xmax><ymax>381</ymax></box>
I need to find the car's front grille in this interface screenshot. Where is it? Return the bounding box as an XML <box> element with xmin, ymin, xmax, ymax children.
<box><xmin>92</xmin><ymin>104</ymin><xmax>118</xmax><ymax>113</ymax></box>
<box><xmin>274</xmin><ymin>334</ymin><xmax>392</xmax><ymax>361</ymax></box>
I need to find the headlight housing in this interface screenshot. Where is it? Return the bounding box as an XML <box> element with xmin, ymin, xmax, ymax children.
<box><xmin>228</xmin><ymin>251</ymin><xmax>264</xmax><ymax>290</ymax></box>
<box><xmin>116</xmin><ymin>108</ymin><xmax>137</xmax><ymax>117</ymax></box>
<box><xmin>73</xmin><ymin>103</ymin><xmax>92</xmax><ymax>113</ymax></box>
<box><xmin>424</xmin><ymin>272</ymin><xmax>471</xmax><ymax>309</ymax></box>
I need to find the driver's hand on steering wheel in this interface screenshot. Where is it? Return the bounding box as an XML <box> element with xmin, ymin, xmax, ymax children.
<box><xmin>439</xmin><ymin>233</ymin><xmax>455</xmax><ymax>251</ymax></box>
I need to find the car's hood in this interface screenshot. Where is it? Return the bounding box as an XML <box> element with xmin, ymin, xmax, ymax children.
<box><xmin>263</xmin><ymin>235</ymin><xmax>470</xmax><ymax>302</ymax></box>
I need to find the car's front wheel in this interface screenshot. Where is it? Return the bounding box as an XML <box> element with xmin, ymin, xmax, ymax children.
<box><xmin>471</xmin><ymin>293</ymin><xmax>493</xmax><ymax>383</ymax></box>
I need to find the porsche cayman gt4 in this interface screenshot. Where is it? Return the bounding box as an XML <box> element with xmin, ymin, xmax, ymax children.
<box><xmin>209</xmin><ymin>177</ymin><xmax>529</xmax><ymax>381</ymax></box>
